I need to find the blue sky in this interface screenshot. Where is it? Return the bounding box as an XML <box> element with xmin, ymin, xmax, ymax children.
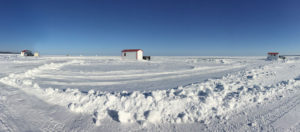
<box><xmin>1</xmin><ymin>0</ymin><xmax>300</xmax><ymax>56</ymax></box>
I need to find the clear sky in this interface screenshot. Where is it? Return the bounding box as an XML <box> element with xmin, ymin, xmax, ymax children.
<box><xmin>1</xmin><ymin>0</ymin><xmax>300</xmax><ymax>56</ymax></box>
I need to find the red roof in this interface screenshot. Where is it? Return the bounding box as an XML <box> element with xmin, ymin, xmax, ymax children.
<box><xmin>268</xmin><ymin>52</ymin><xmax>279</xmax><ymax>55</ymax></box>
<box><xmin>22</xmin><ymin>50</ymin><xmax>29</xmax><ymax>52</ymax></box>
<box><xmin>122</xmin><ymin>49</ymin><xmax>143</xmax><ymax>52</ymax></box>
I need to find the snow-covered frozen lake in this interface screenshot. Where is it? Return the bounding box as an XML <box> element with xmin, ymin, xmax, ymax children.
<box><xmin>1</xmin><ymin>55</ymin><xmax>264</xmax><ymax>92</ymax></box>
<box><xmin>0</xmin><ymin>54</ymin><xmax>300</xmax><ymax>131</ymax></box>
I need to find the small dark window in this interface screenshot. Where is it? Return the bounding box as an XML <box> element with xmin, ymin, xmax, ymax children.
<box><xmin>124</xmin><ymin>53</ymin><xmax>126</xmax><ymax>56</ymax></box>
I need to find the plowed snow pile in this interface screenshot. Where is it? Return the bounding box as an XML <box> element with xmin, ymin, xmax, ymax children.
<box><xmin>0</xmin><ymin>55</ymin><xmax>300</xmax><ymax>131</ymax></box>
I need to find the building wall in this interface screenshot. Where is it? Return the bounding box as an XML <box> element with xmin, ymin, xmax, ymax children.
<box><xmin>122</xmin><ymin>52</ymin><xmax>137</xmax><ymax>60</ymax></box>
<box><xmin>34</xmin><ymin>52</ymin><xmax>39</xmax><ymax>57</ymax></box>
<box><xmin>20</xmin><ymin>52</ymin><xmax>25</xmax><ymax>56</ymax></box>
<box><xmin>122</xmin><ymin>50</ymin><xmax>143</xmax><ymax>60</ymax></box>
<box><xmin>267</xmin><ymin>54</ymin><xmax>279</xmax><ymax>60</ymax></box>
<box><xmin>137</xmin><ymin>50</ymin><xmax>143</xmax><ymax>60</ymax></box>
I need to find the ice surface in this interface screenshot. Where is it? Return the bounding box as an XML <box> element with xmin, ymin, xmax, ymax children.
<box><xmin>0</xmin><ymin>55</ymin><xmax>300</xmax><ymax>131</ymax></box>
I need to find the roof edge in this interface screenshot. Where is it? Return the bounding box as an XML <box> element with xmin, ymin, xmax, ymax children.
<box><xmin>122</xmin><ymin>49</ymin><xmax>143</xmax><ymax>52</ymax></box>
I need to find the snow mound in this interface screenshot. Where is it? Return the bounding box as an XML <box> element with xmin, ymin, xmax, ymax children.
<box><xmin>1</xmin><ymin>60</ymin><xmax>300</xmax><ymax>125</ymax></box>
<box><xmin>186</xmin><ymin>58</ymin><xmax>230</xmax><ymax>64</ymax></box>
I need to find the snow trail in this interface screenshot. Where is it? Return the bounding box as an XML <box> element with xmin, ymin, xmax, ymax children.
<box><xmin>37</xmin><ymin>65</ymin><xmax>244</xmax><ymax>86</ymax></box>
<box><xmin>1</xmin><ymin>57</ymin><xmax>300</xmax><ymax>127</ymax></box>
<box><xmin>0</xmin><ymin>84</ymin><xmax>66</xmax><ymax>131</ymax></box>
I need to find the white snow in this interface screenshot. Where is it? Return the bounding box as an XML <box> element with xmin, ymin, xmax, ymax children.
<box><xmin>0</xmin><ymin>54</ymin><xmax>299</xmax><ymax>131</ymax></box>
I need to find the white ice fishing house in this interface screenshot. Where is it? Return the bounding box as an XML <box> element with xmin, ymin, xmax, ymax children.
<box><xmin>20</xmin><ymin>50</ymin><xmax>34</xmax><ymax>56</ymax></box>
<box><xmin>267</xmin><ymin>52</ymin><xmax>279</xmax><ymax>60</ymax></box>
<box><xmin>121</xmin><ymin>49</ymin><xmax>143</xmax><ymax>60</ymax></box>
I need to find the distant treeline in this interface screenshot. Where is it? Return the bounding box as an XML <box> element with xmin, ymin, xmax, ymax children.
<box><xmin>0</xmin><ymin>51</ymin><xmax>19</xmax><ymax>54</ymax></box>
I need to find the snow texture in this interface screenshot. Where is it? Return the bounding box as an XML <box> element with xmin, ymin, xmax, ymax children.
<box><xmin>0</xmin><ymin>55</ymin><xmax>299</xmax><ymax>131</ymax></box>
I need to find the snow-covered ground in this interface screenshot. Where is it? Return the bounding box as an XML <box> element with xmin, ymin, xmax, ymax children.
<box><xmin>0</xmin><ymin>54</ymin><xmax>299</xmax><ymax>131</ymax></box>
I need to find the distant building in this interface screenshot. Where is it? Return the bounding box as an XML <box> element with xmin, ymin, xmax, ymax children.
<box><xmin>34</xmin><ymin>52</ymin><xmax>40</xmax><ymax>57</ymax></box>
<box><xmin>121</xmin><ymin>49</ymin><xmax>143</xmax><ymax>60</ymax></box>
<box><xmin>20</xmin><ymin>50</ymin><xmax>34</xmax><ymax>56</ymax></box>
<box><xmin>267</xmin><ymin>52</ymin><xmax>279</xmax><ymax>60</ymax></box>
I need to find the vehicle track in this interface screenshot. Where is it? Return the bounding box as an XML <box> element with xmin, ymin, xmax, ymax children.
<box><xmin>0</xmin><ymin>83</ymin><xmax>66</xmax><ymax>131</ymax></box>
<box><xmin>36</xmin><ymin>65</ymin><xmax>245</xmax><ymax>86</ymax></box>
<box><xmin>208</xmin><ymin>86</ymin><xmax>300</xmax><ymax>131</ymax></box>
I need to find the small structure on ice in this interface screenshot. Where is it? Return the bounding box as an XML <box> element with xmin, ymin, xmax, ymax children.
<box><xmin>34</xmin><ymin>52</ymin><xmax>40</xmax><ymax>57</ymax></box>
<box><xmin>143</xmin><ymin>56</ymin><xmax>151</xmax><ymax>61</ymax></box>
<box><xmin>121</xmin><ymin>49</ymin><xmax>143</xmax><ymax>60</ymax></box>
<box><xmin>20</xmin><ymin>50</ymin><xmax>34</xmax><ymax>56</ymax></box>
<box><xmin>267</xmin><ymin>52</ymin><xmax>279</xmax><ymax>60</ymax></box>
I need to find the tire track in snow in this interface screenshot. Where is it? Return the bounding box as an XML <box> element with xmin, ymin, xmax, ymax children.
<box><xmin>0</xmin><ymin>113</ymin><xmax>14</xmax><ymax>132</ymax></box>
<box><xmin>2</xmin><ymin>57</ymin><xmax>300</xmax><ymax>128</ymax></box>
<box><xmin>40</xmin><ymin>69</ymin><xmax>146</xmax><ymax>76</ymax></box>
<box><xmin>0</xmin><ymin>84</ymin><xmax>68</xmax><ymax>132</ymax></box>
<box><xmin>0</xmin><ymin>60</ymin><xmax>83</xmax><ymax>131</ymax></box>
<box><xmin>36</xmin><ymin>66</ymin><xmax>215</xmax><ymax>79</ymax></box>
<box><xmin>208</xmin><ymin>83</ymin><xmax>300</xmax><ymax>131</ymax></box>
<box><xmin>36</xmin><ymin>65</ymin><xmax>245</xmax><ymax>86</ymax></box>
<box><xmin>0</xmin><ymin>87</ymin><xmax>17</xmax><ymax>132</ymax></box>
<box><xmin>249</xmin><ymin>92</ymin><xmax>300</xmax><ymax>131</ymax></box>
<box><xmin>269</xmin><ymin>92</ymin><xmax>300</xmax><ymax>131</ymax></box>
<box><xmin>0</xmin><ymin>59</ymin><xmax>265</xmax><ymax>125</ymax></box>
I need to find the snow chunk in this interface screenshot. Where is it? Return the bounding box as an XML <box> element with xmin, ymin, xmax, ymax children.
<box><xmin>145</xmin><ymin>110</ymin><xmax>161</xmax><ymax>123</ymax></box>
<box><xmin>118</xmin><ymin>111</ymin><xmax>134</xmax><ymax>123</ymax></box>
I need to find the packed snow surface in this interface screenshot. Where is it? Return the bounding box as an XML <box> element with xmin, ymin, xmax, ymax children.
<box><xmin>0</xmin><ymin>55</ymin><xmax>300</xmax><ymax>131</ymax></box>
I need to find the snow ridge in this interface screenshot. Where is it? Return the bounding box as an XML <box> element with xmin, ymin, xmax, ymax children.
<box><xmin>1</xmin><ymin>60</ymin><xmax>300</xmax><ymax>126</ymax></box>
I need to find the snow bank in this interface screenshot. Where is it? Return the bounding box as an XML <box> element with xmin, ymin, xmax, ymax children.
<box><xmin>1</xmin><ymin>58</ymin><xmax>300</xmax><ymax>126</ymax></box>
<box><xmin>186</xmin><ymin>58</ymin><xmax>230</xmax><ymax>64</ymax></box>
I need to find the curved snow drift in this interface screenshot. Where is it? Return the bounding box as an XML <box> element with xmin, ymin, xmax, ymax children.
<box><xmin>1</xmin><ymin>57</ymin><xmax>300</xmax><ymax>125</ymax></box>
